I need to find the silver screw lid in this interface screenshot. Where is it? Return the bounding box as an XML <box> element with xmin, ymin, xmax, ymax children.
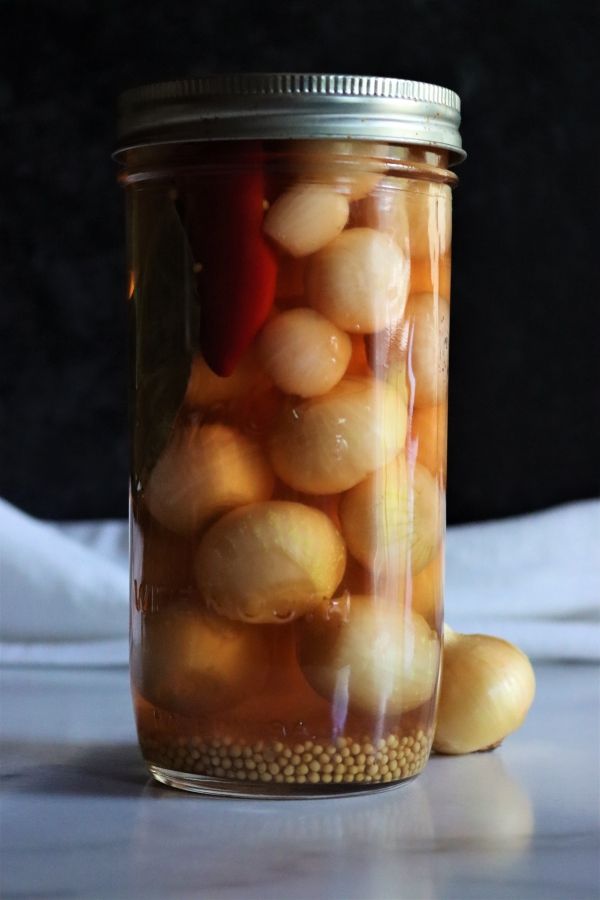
<box><xmin>116</xmin><ymin>73</ymin><xmax>464</xmax><ymax>164</ymax></box>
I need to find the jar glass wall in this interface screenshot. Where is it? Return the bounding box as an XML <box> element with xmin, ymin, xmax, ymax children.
<box><xmin>122</xmin><ymin>138</ymin><xmax>456</xmax><ymax>797</ymax></box>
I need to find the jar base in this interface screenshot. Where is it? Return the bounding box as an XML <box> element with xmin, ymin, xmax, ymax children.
<box><xmin>148</xmin><ymin>764</ymin><xmax>417</xmax><ymax>799</ymax></box>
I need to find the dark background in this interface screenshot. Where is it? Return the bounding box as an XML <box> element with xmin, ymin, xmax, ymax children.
<box><xmin>1</xmin><ymin>0</ymin><xmax>599</xmax><ymax>524</ymax></box>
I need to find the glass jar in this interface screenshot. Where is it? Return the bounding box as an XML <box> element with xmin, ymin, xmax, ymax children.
<box><xmin>115</xmin><ymin>74</ymin><xmax>464</xmax><ymax>797</ymax></box>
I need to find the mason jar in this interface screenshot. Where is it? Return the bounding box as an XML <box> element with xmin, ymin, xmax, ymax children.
<box><xmin>115</xmin><ymin>73</ymin><xmax>464</xmax><ymax>797</ymax></box>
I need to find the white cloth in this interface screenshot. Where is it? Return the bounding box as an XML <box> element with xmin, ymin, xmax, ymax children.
<box><xmin>0</xmin><ymin>500</ymin><xmax>129</xmax><ymax>665</ymax></box>
<box><xmin>0</xmin><ymin>497</ymin><xmax>598</xmax><ymax>666</ymax></box>
<box><xmin>445</xmin><ymin>500</ymin><xmax>600</xmax><ymax>662</ymax></box>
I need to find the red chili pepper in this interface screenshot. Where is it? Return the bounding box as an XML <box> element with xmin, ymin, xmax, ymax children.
<box><xmin>177</xmin><ymin>144</ymin><xmax>277</xmax><ymax>376</ymax></box>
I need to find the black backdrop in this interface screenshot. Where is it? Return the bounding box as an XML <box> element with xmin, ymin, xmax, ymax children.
<box><xmin>1</xmin><ymin>0</ymin><xmax>599</xmax><ymax>523</ymax></box>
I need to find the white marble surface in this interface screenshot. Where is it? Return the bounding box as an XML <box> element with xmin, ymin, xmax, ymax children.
<box><xmin>1</xmin><ymin>664</ymin><xmax>599</xmax><ymax>900</ymax></box>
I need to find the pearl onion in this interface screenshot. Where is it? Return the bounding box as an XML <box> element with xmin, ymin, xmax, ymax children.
<box><xmin>339</xmin><ymin>458</ymin><xmax>441</xmax><ymax>576</ymax></box>
<box><xmin>406</xmin><ymin>293</ymin><xmax>450</xmax><ymax>408</ymax></box>
<box><xmin>297</xmin><ymin>595</ymin><xmax>440</xmax><ymax>715</ymax></box>
<box><xmin>269</xmin><ymin>377</ymin><xmax>407</xmax><ymax>495</ymax></box>
<box><xmin>134</xmin><ymin>602</ymin><xmax>270</xmax><ymax>717</ymax></box>
<box><xmin>264</xmin><ymin>184</ymin><xmax>349</xmax><ymax>257</ymax></box>
<box><xmin>292</xmin><ymin>140</ymin><xmax>387</xmax><ymax>201</ymax></box>
<box><xmin>145</xmin><ymin>423</ymin><xmax>274</xmax><ymax>535</ymax></box>
<box><xmin>306</xmin><ymin>228</ymin><xmax>409</xmax><ymax>334</ymax></box>
<box><xmin>194</xmin><ymin>501</ymin><xmax>346</xmax><ymax>624</ymax></box>
<box><xmin>257</xmin><ymin>308</ymin><xmax>351</xmax><ymax>398</ymax></box>
<box><xmin>433</xmin><ymin>629</ymin><xmax>536</xmax><ymax>755</ymax></box>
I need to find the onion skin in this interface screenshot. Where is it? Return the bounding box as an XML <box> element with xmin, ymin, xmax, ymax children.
<box><xmin>297</xmin><ymin>595</ymin><xmax>440</xmax><ymax>716</ymax></box>
<box><xmin>194</xmin><ymin>500</ymin><xmax>346</xmax><ymax>625</ymax></box>
<box><xmin>433</xmin><ymin>628</ymin><xmax>536</xmax><ymax>755</ymax></box>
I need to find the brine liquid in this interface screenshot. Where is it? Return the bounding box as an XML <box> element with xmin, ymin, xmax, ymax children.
<box><xmin>126</xmin><ymin>141</ymin><xmax>452</xmax><ymax>794</ymax></box>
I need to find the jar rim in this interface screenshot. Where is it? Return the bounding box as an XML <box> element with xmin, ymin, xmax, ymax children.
<box><xmin>114</xmin><ymin>73</ymin><xmax>465</xmax><ymax>165</ymax></box>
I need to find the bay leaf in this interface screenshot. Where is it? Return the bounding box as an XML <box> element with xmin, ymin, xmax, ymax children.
<box><xmin>130</xmin><ymin>188</ymin><xmax>199</xmax><ymax>489</ymax></box>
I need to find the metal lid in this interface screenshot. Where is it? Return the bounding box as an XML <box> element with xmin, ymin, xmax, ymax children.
<box><xmin>116</xmin><ymin>73</ymin><xmax>464</xmax><ymax>164</ymax></box>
